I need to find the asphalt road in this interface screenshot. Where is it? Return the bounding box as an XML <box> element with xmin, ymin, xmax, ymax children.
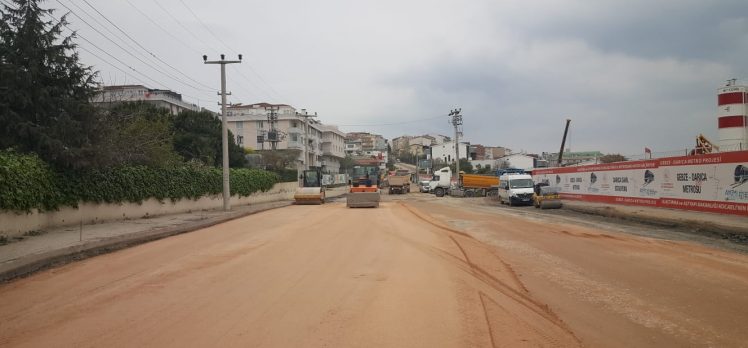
<box><xmin>1</xmin><ymin>194</ymin><xmax>747</xmax><ymax>347</ymax></box>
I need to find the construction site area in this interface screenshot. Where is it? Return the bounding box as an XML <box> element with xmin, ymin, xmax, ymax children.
<box><xmin>1</xmin><ymin>190</ymin><xmax>748</xmax><ymax>347</ymax></box>
<box><xmin>3</xmin><ymin>2</ymin><xmax>748</xmax><ymax>347</ymax></box>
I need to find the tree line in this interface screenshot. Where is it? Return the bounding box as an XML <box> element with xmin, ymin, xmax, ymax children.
<box><xmin>0</xmin><ymin>0</ymin><xmax>245</xmax><ymax>171</ymax></box>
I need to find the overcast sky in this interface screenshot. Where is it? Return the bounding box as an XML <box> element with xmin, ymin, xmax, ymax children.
<box><xmin>43</xmin><ymin>0</ymin><xmax>748</xmax><ymax>157</ymax></box>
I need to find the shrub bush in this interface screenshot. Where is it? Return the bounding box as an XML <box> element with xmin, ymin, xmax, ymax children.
<box><xmin>0</xmin><ymin>150</ymin><xmax>279</xmax><ymax>211</ymax></box>
<box><xmin>271</xmin><ymin>168</ymin><xmax>299</xmax><ymax>183</ymax></box>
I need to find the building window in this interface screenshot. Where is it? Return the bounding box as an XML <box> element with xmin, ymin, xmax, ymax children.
<box><xmin>292</xmin><ymin>121</ymin><xmax>298</xmax><ymax>128</ymax></box>
<box><xmin>236</xmin><ymin>135</ymin><xmax>244</xmax><ymax>145</ymax></box>
<box><xmin>291</xmin><ymin>134</ymin><xmax>298</xmax><ymax>142</ymax></box>
<box><xmin>258</xmin><ymin>121</ymin><xmax>264</xmax><ymax>128</ymax></box>
<box><xmin>236</xmin><ymin>121</ymin><xmax>243</xmax><ymax>130</ymax></box>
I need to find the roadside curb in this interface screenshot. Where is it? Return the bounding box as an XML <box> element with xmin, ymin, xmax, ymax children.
<box><xmin>562</xmin><ymin>203</ymin><xmax>748</xmax><ymax>244</ymax></box>
<box><xmin>0</xmin><ymin>201</ymin><xmax>292</xmax><ymax>283</ymax></box>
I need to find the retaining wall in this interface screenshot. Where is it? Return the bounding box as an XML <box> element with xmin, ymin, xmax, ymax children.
<box><xmin>532</xmin><ymin>151</ymin><xmax>748</xmax><ymax>216</ymax></box>
<box><xmin>0</xmin><ymin>182</ymin><xmax>298</xmax><ymax>238</ymax></box>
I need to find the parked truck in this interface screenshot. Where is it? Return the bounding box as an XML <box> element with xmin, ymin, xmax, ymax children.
<box><xmin>429</xmin><ymin>167</ymin><xmax>452</xmax><ymax>197</ymax></box>
<box><xmin>388</xmin><ymin>174</ymin><xmax>411</xmax><ymax>194</ymax></box>
<box><xmin>428</xmin><ymin>167</ymin><xmax>499</xmax><ymax>197</ymax></box>
<box><xmin>456</xmin><ymin>173</ymin><xmax>499</xmax><ymax>197</ymax></box>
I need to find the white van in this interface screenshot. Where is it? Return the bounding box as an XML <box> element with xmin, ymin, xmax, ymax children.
<box><xmin>498</xmin><ymin>174</ymin><xmax>534</xmax><ymax>206</ymax></box>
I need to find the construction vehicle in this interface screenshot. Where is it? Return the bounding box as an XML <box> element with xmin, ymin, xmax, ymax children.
<box><xmin>347</xmin><ymin>165</ymin><xmax>381</xmax><ymax>208</ymax></box>
<box><xmin>388</xmin><ymin>174</ymin><xmax>411</xmax><ymax>194</ymax></box>
<box><xmin>455</xmin><ymin>172</ymin><xmax>499</xmax><ymax>197</ymax></box>
<box><xmin>294</xmin><ymin>169</ymin><xmax>326</xmax><ymax>205</ymax></box>
<box><xmin>557</xmin><ymin>119</ymin><xmax>571</xmax><ymax>166</ymax></box>
<box><xmin>691</xmin><ymin>133</ymin><xmax>720</xmax><ymax>155</ymax></box>
<box><xmin>429</xmin><ymin>167</ymin><xmax>453</xmax><ymax>197</ymax></box>
<box><xmin>532</xmin><ymin>182</ymin><xmax>562</xmax><ymax>209</ymax></box>
<box><xmin>429</xmin><ymin>167</ymin><xmax>500</xmax><ymax>197</ymax></box>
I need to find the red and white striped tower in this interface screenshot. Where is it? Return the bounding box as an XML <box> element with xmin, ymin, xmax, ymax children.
<box><xmin>717</xmin><ymin>79</ymin><xmax>748</xmax><ymax>151</ymax></box>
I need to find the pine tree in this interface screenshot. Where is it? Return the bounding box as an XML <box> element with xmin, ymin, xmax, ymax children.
<box><xmin>0</xmin><ymin>0</ymin><xmax>100</xmax><ymax>168</ymax></box>
<box><xmin>172</xmin><ymin>110</ymin><xmax>246</xmax><ymax>168</ymax></box>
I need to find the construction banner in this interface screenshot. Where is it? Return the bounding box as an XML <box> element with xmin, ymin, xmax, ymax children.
<box><xmin>532</xmin><ymin>151</ymin><xmax>748</xmax><ymax>215</ymax></box>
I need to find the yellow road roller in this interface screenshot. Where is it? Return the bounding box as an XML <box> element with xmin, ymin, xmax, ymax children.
<box><xmin>533</xmin><ymin>182</ymin><xmax>562</xmax><ymax>209</ymax></box>
<box><xmin>346</xmin><ymin>165</ymin><xmax>380</xmax><ymax>208</ymax></box>
<box><xmin>294</xmin><ymin>169</ymin><xmax>325</xmax><ymax>205</ymax></box>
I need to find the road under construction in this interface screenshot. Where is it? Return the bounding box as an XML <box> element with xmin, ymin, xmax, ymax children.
<box><xmin>1</xmin><ymin>194</ymin><xmax>747</xmax><ymax>347</ymax></box>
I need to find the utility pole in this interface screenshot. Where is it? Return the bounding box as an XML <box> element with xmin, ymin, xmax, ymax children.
<box><xmin>296</xmin><ymin>109</ymin><xmax>318</xmax><ymax>171</ymax></box>
<box><xmin>449</xmin><ymin>108</ymin><xmax>463</xmax><ymax>175</ymax></box>
<box><xmin>203</xmin><ymin>54</ymin><xmax>242</xmax><ymax>211</ymax></box>
<box><xmin>265</xmin><ymin>106</ymin><xmax>280</xmax><ymax>150</ymax></box>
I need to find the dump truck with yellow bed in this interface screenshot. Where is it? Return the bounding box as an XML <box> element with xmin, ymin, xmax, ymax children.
<box><xmin>388</xmin><ymin>174</ymin><xmax>411</xmax><ymax>194</ymax></box>
<box><xmin>452</xmin><ymin>172</ymin><xmax>499</xmax><ymax>197</ymax></box>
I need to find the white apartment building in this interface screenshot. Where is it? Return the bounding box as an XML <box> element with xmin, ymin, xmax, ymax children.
<box><xmin>226</xmin><ymin>103</ymin><xmax>346</xmax><ymax>173</ymax></box>
<box><xmin>345</xmin><ymin>139</ymin><xmax>363</xmax><ymax>155</ymax></box>
<box><xmin>319</xmin><ymin>124</ymin><xmax>347</xmax><ymax>174</ymax></box>
<box><xmin>425</xmin><ymin>133</ymin><xmax>450</xmax><ymax>145</ymax></box>
<box><xmin>431</xmin><ymin>140</ymin><xmax>470</xmax><ymax>164</ymax></box>
<box><xmin>93</xmin><ymin>85</ymin><xmax>201</xmax><ymax>115</ymax></box>
<box><xmin>408</xmin><ymin>136</ymin><xmax>434</xmax><ymax>155</ymax></box>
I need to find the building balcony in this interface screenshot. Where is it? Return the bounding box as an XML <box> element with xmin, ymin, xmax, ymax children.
<box><xmin>287</xmin><ymin>141</ymin><xmax>303</xmax><ymax>150</ymax></box>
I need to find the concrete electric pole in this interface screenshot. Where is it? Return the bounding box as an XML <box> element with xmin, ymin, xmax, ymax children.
<box><xmin>296</xmin><ymin>109</ymin><xmax>318</xmax><ymax>172</ymax></box>
<box><xmin>449</xmin><ymin>108</ymin><xmax>463</xmax><ymax>175</ymax></box>
<box><xmin>203</xmin><ymin>54</ymin><xmax>242</xmax><ymax>211</ymax></box>
<box><xmin>265</xmin><ymin>106</ymin><xmax>280</xmax><ymax>150</ymax></box>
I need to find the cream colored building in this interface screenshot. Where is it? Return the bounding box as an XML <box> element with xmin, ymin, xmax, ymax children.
<box><xmin>93</xmin><ymin>85</ymin><xmax>202</xmax><ymax>115</ymax></box>
<box><xmin>226</xmin><ymin>103</ymin><xmax>346</xmax><ymax>173</ymax></box>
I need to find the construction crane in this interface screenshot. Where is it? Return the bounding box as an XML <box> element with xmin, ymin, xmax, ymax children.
<box><xmin>692</xmin><ymin>134</ymin><xmax>719</xmax><ymax>155</ymax></box>
<box><xmin>557</xmin><ymin>119</ymin><xmax>571</xmax><ymax>166</ymax></box>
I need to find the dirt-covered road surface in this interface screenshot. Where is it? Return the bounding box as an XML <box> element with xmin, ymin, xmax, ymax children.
<box><xmin>2</xmin><ymin>195</ymin><xmax>748</xmax><ymax>347</ymax></box>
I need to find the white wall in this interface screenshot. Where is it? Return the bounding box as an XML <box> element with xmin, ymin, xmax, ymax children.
<box><xmin>431</xmin><ymin>141</ymin><xmax>469</xmax><ymax>163</ymax></box>
<box><xmin>1</xmin><ymin>182</ymin><xmax>299</xmax><ymax>238</ymax></box>
<box><xmin>498</xmin><ymin>154</ymin><xmax>535</xmax><ymax>170</ymax></box>
<box><xmin>470</xmin><ymin>159</ymin><xmax>497</xmax><ymax>169</ymax></box>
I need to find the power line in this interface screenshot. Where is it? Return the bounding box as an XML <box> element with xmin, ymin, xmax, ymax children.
<box><xmin>54</xmin><ymin>0</ymin><xmax>214</xmax><ymax>97</ymax></box>
<box><xmin>152</xmin><ymin>0</ymin><xmax>220</xmax><ymax>53</ymax></box>
<box><xmin>51</xmin><ymin>13</ymin><xmax>208</xmax><ymax>104</ymax></box>
<box><xmin>337</xmin><ymin>115</ymin><xmax>448</xmax><ymax>127</ymax></box>
<box><xmin>123</xmin><ymin>0</ymin><xmax>200</xmax><ymax>55</ymax></box>
<box><xmin>178</xmin><ymin>0</ymin><xmax>234</xmax><ymax>54</ymax></box>
<box><xmin>76</xmin><ymin>0</ymin><xmax>217</xmax><ymax>92</ymax></box>
<box><xmin>74</xmin><ymin>33</ymin><xmax>211</xmax><ymax>105</ymax></box>
<box><xmin>176</xmin><ymin>0</ymin><xmax>288</xmax><ymax>103</ymax></box>
<box><xmin>229</xmin><ymin>65</ymin><xmax>276</xmax><ymax>101</ymax></box>
<box><xmin>121</xmin><ymin>0</ymin><xmax>261</xmax><ymax>103</ymax></box>
<box><xmin>149</xmin><ymin>0</ymin><xmax>269</xmax><ymax>104</ymax></box>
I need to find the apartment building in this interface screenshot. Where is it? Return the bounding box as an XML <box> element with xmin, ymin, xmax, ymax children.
<box><xmin>346</xmin><ymin>132</ymin><xmax>386</xmax><ymax>151</ymax></box>
<box><xmin>93</xmin><ymin>85</ymin><xmax>201</xmax><ymax>115</ymax></box>
<box><xmin>225</xmin><ymin>103</ymin><xmax>345</xmax><ymax>173</ymax></box>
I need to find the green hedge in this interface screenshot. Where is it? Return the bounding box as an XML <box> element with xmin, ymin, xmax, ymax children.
<box><xmin>271</xmin><ymin>168</ymin><xmax>299</xmax><ymax>183</ymax></box>
<box><xmin>0</xmin><ymin>150</ymin><xmax>279</xmax><ymax>211</ymax></box>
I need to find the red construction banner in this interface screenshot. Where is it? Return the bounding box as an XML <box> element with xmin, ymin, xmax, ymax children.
<box><xmin>532</xmin><ymin>151</ymin><xmax>748</xmax><ymax>216</ymax></box>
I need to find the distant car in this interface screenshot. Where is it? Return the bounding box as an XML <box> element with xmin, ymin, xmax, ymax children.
<box><xmin>419</xmin><ymin>180</ymin><xmax>431</xmax><ymax>193</ymax></box>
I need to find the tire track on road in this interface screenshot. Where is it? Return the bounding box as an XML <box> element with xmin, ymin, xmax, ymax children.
<box><xmin>398</xmin><ymin>202</ymin><xmax>581</xmax><ymax>346</ymax></box>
